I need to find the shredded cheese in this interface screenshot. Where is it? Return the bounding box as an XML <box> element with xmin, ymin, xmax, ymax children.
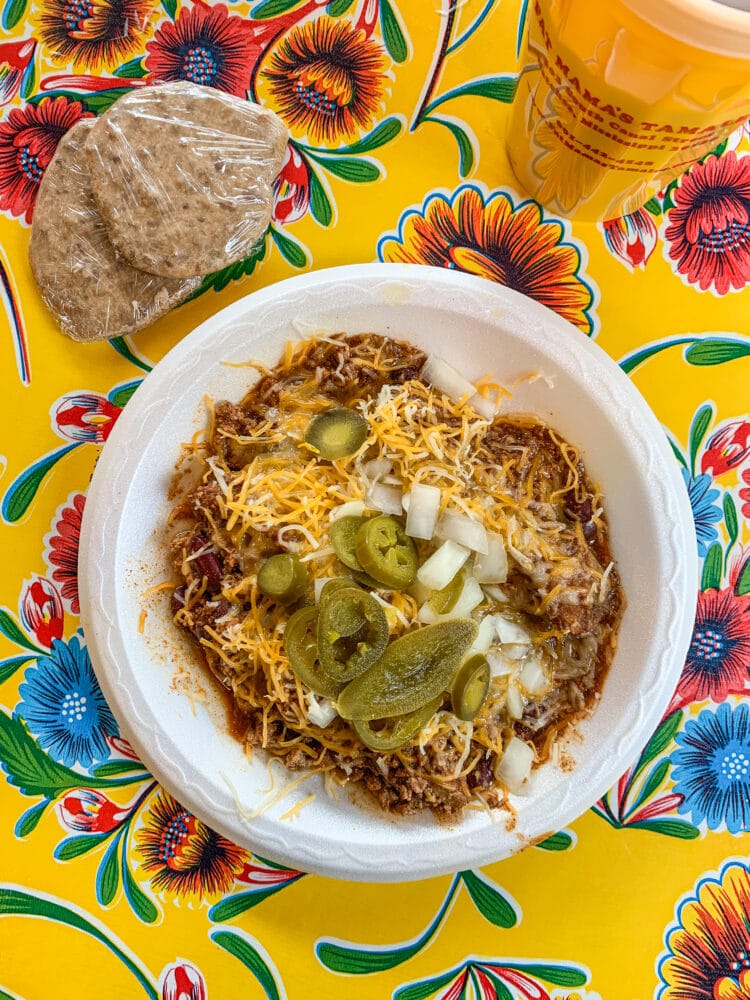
<box><xmin>220</xmin><ymin>769</ymin><xmax>316</xmax><ymax>820</ymax></box>
<box><xmin>279</xmin><ymin>793</ymin><xmax>316</xmax><ymax>821</ymax></box>
<box><xmin>169</xmin><ymin>332</ymin><xmax>621</xmax><ymax>816</ymax></box>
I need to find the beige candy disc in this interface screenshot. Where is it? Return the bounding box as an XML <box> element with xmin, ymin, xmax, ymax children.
<box><xmin>84</xmin><ymin>82</ymin><xmax>289</xmax><ymax>278</ymax></box>
<box><xmin>29</xmin><ymin>119</ymin><xmax>200</xmax><ymax>343</ymax></box>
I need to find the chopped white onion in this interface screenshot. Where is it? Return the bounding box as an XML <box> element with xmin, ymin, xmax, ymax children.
<box><xmin>417</xmin><ymin>539</ymin><xmax>470</xmax><ymax>591</ymax></box>
<box><xmin>451</xmin><ymin>576</ymin><xmax>484</xmax><ymax>616</ymax></box>
<box><xmin>329</xmin><ymin>500</ymin><xmax>365</xmax><ymax>522</ymax></box>
<box><xmin>494</xmin><ymin>616</ymin><xmax>530</xmax><ymax>646</ymax></box>
<box><xmin>486</xmin><ymin>648</ymin><xmax>517</xmax><ymax>677</ymax></box>
<box><xmin>436</xmin><ymin>511</ymin><xmax>488</xmax><ymax>554</ymax></box>
<box><xmin>519</xmin><ymin>656</ymin><xmax>549</xmax><ymax>696</ymax></box>
<box><xmin>506</xmin><ymin>681</ymin><xmax>525</xmax><ymax>720</ymax></box>
<box><xmin>483</xmin><ymin>584</ymin><xmax>509</xmax><ymax>603</ymax></box>
<box><xmin>306</xmin><ymin>694</ymin><xmax>338</xmax><ymax>728</ymax></box>
<box><xmin>416</xmin><ymin>603</ymin><xmax>441</xmax><ymax>625</ymax></box>
<box><xmin>408</xmin><ymin>580</ymin><xmax>432</xmax><ymax>605</ymax></box>
<box><xmin>314</xmin><ymin>577</ymin><xmax>336</xmax><ymax>602</ymax></box>
<box><xmin>422</xmin><ymin>355</ymin><xmax>476</xmax><ymax>402</ymax></box>
<box><xmin>363</xmin><ymin>458</ymin><xmax>392</xmax><ymax>480</ymax></box>
<box><xmin>416</xmin><ymin>576</ymin><xmax>483</xmax><ymax>624</ymax></box>
<box><xmin>405</xmin><ymin>483</ymin><xmax>441</xmax><ymax>540</ymax></box>
<box><xmin>473</xmin><ymin>531</ymin><xmax>508</xmax><ymax>583</ymax></box>
<box><xmin>365</xmin><ymin>482</ymin><xmax>403</xmax><ymax>515</ymax></box>
<box><xmin>503</xmin><ymin>643</ymin><xmax>529</xmax><ymax>661</ymax></box>
<box><xmin>498</xmin><ymin>736</ymin><xmax>534</xmax><ymax>793</ymax></box>
<box><xmin>468</xmin><ymin>392</ymin><xmax>497</xmax><ymax>420</ymax></box>
<box><xmin>469</xmin><ymin>615</ymin><xmax>498</xmax><ymax>654</ymax></box>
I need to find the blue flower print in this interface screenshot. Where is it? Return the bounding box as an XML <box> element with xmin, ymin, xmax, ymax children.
<box><xmin>681</xmin><ymin>468</ymin><xmax>722</xmax><ymax>558</ymax></box>
<box><xmin>17</xmin><ymin>633</ymin><xmax>117</xmax><ymax>769</ymax></box>
<box><xmin>672</xmin><ymin>701</ymin><xmax>750</xmax><ymax>834</ymax></box>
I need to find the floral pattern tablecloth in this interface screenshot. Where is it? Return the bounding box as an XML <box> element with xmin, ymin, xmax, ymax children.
<box><xmin>1</xmin><ymin>2</ymin><xmax>749</xmax><ymax>998</ymax></box>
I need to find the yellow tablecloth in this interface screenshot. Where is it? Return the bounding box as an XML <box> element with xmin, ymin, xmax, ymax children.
<box><xmin>2</xmin><ymin>2</ymin><xmax>750</xmax><ymax>998</ymax></box>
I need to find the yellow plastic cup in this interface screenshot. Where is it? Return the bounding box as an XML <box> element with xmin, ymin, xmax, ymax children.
<box><xmin>507</xmin><ymin>0</ymin><xmax>750</xmax><ymax>221</ymax></box>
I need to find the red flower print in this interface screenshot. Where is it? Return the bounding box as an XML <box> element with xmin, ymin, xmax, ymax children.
<box><xmin>272</xmin><ymin>144</ymin><xmax>310</xmax><ymax>225</ymax></box>
<box><xmin>53</xmin><ymin>393</ymin><xmax>121</xmax><ymax>444</ymax></box>
<box><xmin>0</xmin><ymin>39</ymin><xmax>36</xmax><ymax>107</ymax></box>
<box><xmin>602</xmin><ymin>207</ymin><xmax>657</xmax><ymax>269</ymax></box>
<box><xmin>626</xmin><ymin>793</ymin><xmax>684</xmax><ymax>825</ymax></box>
<box><xmin>145</xmin><ymin>1</ymin><xmax>260</xmax><ymax>98</ymax></box>
<box><xmin>740</xmin><ymin>469</ymin><xmax>750</xmax><ymax>522</ymax></box>
<box><xmin>160</xmin><ymin>962</ymin><xmax>207</xmax><ymax>1000</ymax></box>
<box><xmin>664</xmin><ymin>152</ymin><xmax>750</xmax><ymax>295</ymax></box>
<box><xmin>58</xmin><ymin>788</ymin><xmax>128</xmax><ymax>833</ymax></box>
<box><xmin>701</xmin><ymin>420</ymin><xmax>750</xmax><ymax>476</ymax></box>
<box><xmin>475</xmin><ymin>965</ymin><xmax>553</xmax><ymax>1000</ymax></box>
<box><xmin>236</xmin><ymin>858</ymin><xmax>304</xmax><ymax>886</ymax></box>
<box><xmin>45</xmin><ymin>492</ymin><xmax>85</xmax><ymax>615</ymax></box>
<box><xmin>136</xmin><ymin>791</ymin><xmax>249</xmax><ymax>898</ymax></box>
<box><xmin>675</xmin><ymin>588</ymin><xmax>750</xmax><ymax>707</ymax></box>
<box><xmin>35</xmin><ymin>0</ymin><xmax>155</xmax><ymax>71</ymax></box>
<box><xmin>107</xmin><ymin>734</ymin><xmax>141</xmax><ymax>760</ymax></box>
<box><xmin>20</xmin><ymin>576</ymin><xmax>64</xmax><ymax>649</ymax></box>
<box><xmin>0</xmin><ymin>96</ymin><xmax>92</xmax><ymax>224</ymax></box>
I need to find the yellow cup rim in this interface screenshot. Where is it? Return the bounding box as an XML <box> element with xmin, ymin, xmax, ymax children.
<box><xmin>620</xmin><ymin>0</ymin><xmax>750</xmax><ymax>59</ymax></box>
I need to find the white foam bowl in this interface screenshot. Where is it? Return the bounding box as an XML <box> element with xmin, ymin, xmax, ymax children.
<box><xmin>79</xmin><ymin>263</ymin><xmax>696</xmax><ymax>882</ymax></box>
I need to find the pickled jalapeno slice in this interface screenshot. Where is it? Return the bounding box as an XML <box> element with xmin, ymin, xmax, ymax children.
<box><xmin>351</xmin><ymin>569</ymin><xmax>385</xmax><ymax>590</ymax></box>
<box><xmin>353</xmin><ymin>697</ymin><xmax>442</xmax><ymax>752</ymax></box>
<box><xmin>337</xmin><ymin>618</ymin><xmax>478</xmax><ymax>720</ymax></box>
<box><xmin>355</xmin><ymin>515</ymin><xmax>418</xmax><ymax>589</ymax></box>
<box><xmin>329</xmin><ymin>516</ymin><xmax>367</xmax><ymax>572</ymax></box>
<box><xmin>283</xmin><ymin>607</ymin><xmax>343</xmax><ymax>699</ymax></box>
<box><xmin>319</xmin><ymin>577</ymin><xmax>360</xmax><ymax>604</ymax></box>
<box><xmin>317</xmin><ymin>587</ymin><xmax>388</xmax><ymax>683</ymax></box>
<box><xmin>451</xmin><ymin>653</ymin><xmax>491</xmax><ymax>721</ymax></box>
<box><xmin>305</xmin><ymin>408</ymin><xmax>369</xmax><ymax>460</ymax></box>
<box><xmin>257</xmin><ymin>553</ymin><xmax>307</xmax><ymax>604</ymax></box>
<box><xmin>429</xmin><ymin>570</ymin><xmax>464</xmax><ymax>615</ymax></box>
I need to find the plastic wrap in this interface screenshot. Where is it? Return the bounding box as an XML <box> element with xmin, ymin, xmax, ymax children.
<box><xmin>29</xmin><ymin>119</ymin><xmax>200</xmax><ymax>343</ymax></box>
<box><xmin>84</xmin><ymin>81</ymin><xmax>289</xmax><ymax>279</ymax></box>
